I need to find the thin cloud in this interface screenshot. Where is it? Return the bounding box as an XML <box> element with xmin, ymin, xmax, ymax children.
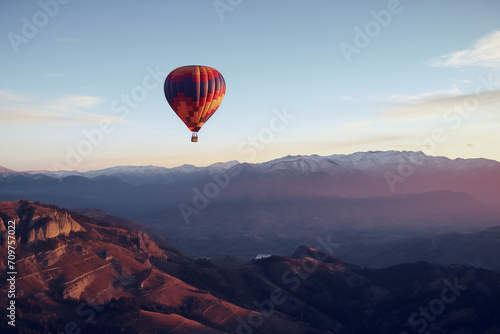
<box><xmin>1</xmin><ymin>108</ymin><xmax>86</xmax><ymax>124</ymax></box>
<box><xmin>390</xmin><ymin>85</ymin><xmax>461</xmax><ymax>103</ymax></box>
<box><xmin>384</xmin><ymin>89</ymin><xmax>500</xmax><ymax>120</ymax></box>
<box><xmin>392</xmin><ymin>30</ymin><xmax>500</xmax><ymax>121</ymax></box>
<box><xmin>0</xmin><ymin>90</ymin><xmax>124</xmax><ymax>126</ymax></box>
<box><xmin>427</xmin><ymin>30</ymin><xmax>500</xmax><ymax>69</ymax></box>
<box><xmin>0</xmin><ymin>90</ymin><xmax>33</xmax><ymax>103</ymax></box>
<box><xmin>47</xmin><ymin>95</ymin><xmax>104</xmax><ymax>109</ymax></box>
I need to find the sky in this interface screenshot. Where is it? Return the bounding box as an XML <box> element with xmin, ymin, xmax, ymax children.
<box><xmin>0</xmin><ymin>0</ymin><xmax>499</xmax><ymax>171</ymax></box>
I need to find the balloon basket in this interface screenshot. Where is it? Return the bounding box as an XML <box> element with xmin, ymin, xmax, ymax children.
<box><xmin>191</xmin><ymin>133</ymin><xmax>198</xmax><ymax>142</ymax></box>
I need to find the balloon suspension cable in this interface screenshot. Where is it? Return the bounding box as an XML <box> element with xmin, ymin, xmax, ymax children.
<box><xmin>191</xmin><ymin>133</ymin><xmax>198</xmax><ymax>142</ymax></box>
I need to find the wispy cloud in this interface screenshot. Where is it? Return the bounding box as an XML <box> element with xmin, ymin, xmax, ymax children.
<box><xmin>47</xmin><ymin>95</ymin><xmax>104</xmax><ymax>109</ymax></box>
<box><xmin>0</xmin><ymin>90</ymin><xmax>124</xmax><ymax>126</ymax></box>
<box><xmin>391</xmin><ymin>31</ymin><xmax>500</xmax><ymax>121</ymax></box>
<box><xmin>390</xmin><ymin>85</ymin><xmax>461</xmax><ymax>103</ymax></box>
<box><xmin>0</xmin><ymin>90</ymin><xmax>33</xmax><ymax>103</ymax></box>
<box><xmin>384</xmin><ymin>88</ymin><xmax>500</xmax><ymax>120</ymax></box>
<box><xmin>427</xmin><ymin>30</ymin><xmax>500</xmax><ymax>69</ymax></box>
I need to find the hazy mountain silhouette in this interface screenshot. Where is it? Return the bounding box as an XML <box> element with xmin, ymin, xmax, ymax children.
<box><xmin>1</xmin><ymin>151</ymin><xmax>500</xmax><ymax>265</ymax></box>
<box><xmin>2</xmin><ymin>151</ymin><xmax>499</xmax><ymax>217</ymax></box>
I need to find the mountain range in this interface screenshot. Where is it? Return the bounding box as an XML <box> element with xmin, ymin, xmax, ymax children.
<box><xmin>1</xmin><ymin>200</ymin><xmax>499</xmax><ymax>334</ymax></box>
<box><xmin>1</xmin><ymin>151</ymin><xmax>500</xmax><ymax>265</ymax></box>
<box><xmin>4</xmin><ymin>150</ymin><xmax>500</xmax><ymax>206</ymax></box>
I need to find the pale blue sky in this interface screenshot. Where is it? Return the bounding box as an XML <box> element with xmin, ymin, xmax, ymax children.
<box><xmin>1</xmin><ymin>0</ymin><xmax>499</xmax><ymax>171</ymax></box>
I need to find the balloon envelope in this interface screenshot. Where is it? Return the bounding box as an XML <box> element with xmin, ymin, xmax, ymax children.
<box><xmin>164</xmin><ymin>65</ymin><xmax>226</xmax><ymax>134</ymax></box>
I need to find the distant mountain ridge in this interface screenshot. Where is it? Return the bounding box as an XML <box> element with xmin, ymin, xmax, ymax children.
<box><xmin>1</xmin><ymin>150</ymin><xmax>500</xmax><ymax>262</ymax></box>
<box><xmin>21</xmin><ymin>160</ymin><xmax>240</xmax><ymax>184</ymax></box>
<box><xmin>0</xmin><ymin>166</ymin><xmax>16</xmax><ymax>176</ymax></box>
<box><xmin>10</xmin><ymin>150</ymin><xmax>500</xmax><ymax>183</ymax></box>
<box><xmin>3</xmin><ymin>151</ymin><xmax>498</xmax><ymax>205</ymax></box>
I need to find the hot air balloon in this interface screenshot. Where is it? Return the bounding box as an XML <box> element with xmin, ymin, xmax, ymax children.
<box><xmin>164</xmin><ymin>65</ymin><xmax>226</xmax><ymax>142</ymax></box>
